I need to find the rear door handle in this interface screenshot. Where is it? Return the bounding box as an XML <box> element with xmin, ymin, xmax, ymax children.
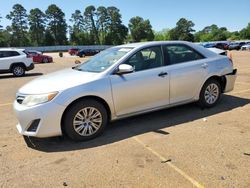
<box><xmin>201</xmin><ymin>63</ymin><xmax>208</xmax><ymax>69</ymax></box>
<box><xmin>158</xmin><ymin>72</ymin><xmax>168</xmax><ymax>77</ymax></box>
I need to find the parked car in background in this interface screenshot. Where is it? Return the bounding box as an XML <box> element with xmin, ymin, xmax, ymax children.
<box><xmin>228</xmin><ymin>42</ymin><xmax>246</xmax><ymax>50</ymax></box>
<box><xmin>0</xmin><ymin>48</ymin><xmax>34</xmax><ymax>76</ymax></box>
<box><xmin>203</xmin><ymin>43</ymin><xmax>216</xmax><ymax>48</ymax></box>
<box><xmin>77</xmin><ymin>49</ymin><xmax>100</xmax><ymax>57</ymax></box>
<box><xmin>241</xmin><ymin>43</ymin><xmax>250</xmax><ymax>51</ymax></box>
<box><xmin>14</xmin><ymin>41</ymin><xmax>237</xmax><ymax>141</ymax></box>
<box><xmin>68</xmin><ymin>48</ymin><xmax>79</xmax><ymax>56</ymax></box>
<box><xmin>203</xmin><ymin>42</ymin><xmax>229</xmax><ymax>50</ymax></box>
<box><xmin>214</xmin><ymin>42</ymin><xmax>229</xmax><ymax>50</ymax></box>
<box><xmin>27</xmin><ymin>50</ymin><xmax>53</xmax><ymax>63</ymax></box>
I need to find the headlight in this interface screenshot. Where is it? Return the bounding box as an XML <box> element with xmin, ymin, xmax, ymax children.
<box><xmin>22</xmin><ymin>92</ymin><xmax>58</xmax><ymax>106</ymax></box>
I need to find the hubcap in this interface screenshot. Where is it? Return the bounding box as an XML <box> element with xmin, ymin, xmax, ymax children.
<box><xmin>14</xmin><ymin>67</ymin><xmax>24</xmax><ymax>76</ymax></box>
<box><xmin>73</xmin><ymin>107</ymin><xmax>102</xmax><ymax>136</ymax></box>
<box><xmin>204</xmin><ymin>83</ymin><xmax>219</xmax><ymax>104</ymax></box>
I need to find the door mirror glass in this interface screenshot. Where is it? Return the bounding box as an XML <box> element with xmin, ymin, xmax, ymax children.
<box><xmin>116</xmin><ymin>64</ymin><xmax>134</xmax><ymax>74</ymax></box>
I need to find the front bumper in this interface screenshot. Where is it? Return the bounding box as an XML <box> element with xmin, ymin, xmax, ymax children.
<box><xmin>224</xmin><ymin>69</ymin><xmax>237</xmax><ymax>93</ymax></box>
<box><xmin>14</xmin><ymin>100</ymin><xmax>66</xmax><ymax>138</ymax></box>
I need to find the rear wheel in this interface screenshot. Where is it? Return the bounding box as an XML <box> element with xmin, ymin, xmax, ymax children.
<box><xmin>43</xmin><ymin>58</ymin><xmax>48</xmax><ymax>63</ymax></box>
<box><xmin>199</xmin><ymin>79</ymin><xmax>221</xmax><ymax>108</ymax></box>
<box><xmin>63</xmin><ymin>99</ymin><xmax>108</xmax><ymax>141</ymax></box>
<box><xmin>12</xmin><ymin>65</ymin><xmax>25</xmax><ymax>77</ymax></box>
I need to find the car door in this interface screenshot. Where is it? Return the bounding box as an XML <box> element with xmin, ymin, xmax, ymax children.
<box><xmin>163</xmin><ymin>44</ymin><xmax>208</xmax><ymax>104</ymax></box>
<box><xmin>110</xmin><ymin>46</ymin><xmax>170</xmax><ymax>116</ymax></box>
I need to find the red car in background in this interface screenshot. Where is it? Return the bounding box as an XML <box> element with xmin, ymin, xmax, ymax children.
<box><xmin>27</xmin><ymin>50</ymin><xmax>53</xmax><ymax>63</ymax></box>
<box><xmin>68</xmin><ymin>48</ymin><xmax>79</xmax><ymax>55</ymax></box>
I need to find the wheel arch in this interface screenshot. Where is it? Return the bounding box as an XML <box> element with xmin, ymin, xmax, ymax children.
<box><xmin>203</xmin><ymin>75</ymin><xmax>226</xmax><ymax>93</ymax></box>
<box><xmin>10</xmin><ymin>62</ymin><xmax>26</xmax><ymax>71</ymax></box>
<box><xmin>60</xmin><ymin>95</ymin><xmax>112</xmax><ymax>134</ymax></box>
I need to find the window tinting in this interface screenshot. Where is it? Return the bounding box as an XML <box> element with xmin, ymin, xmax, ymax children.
<box><xmin>125</xmin><ymin>46</ymin><xmax>163</xmax><ymax>72</ymax></box>
<box><xmin>0</xmin><ymin>51</ymin><xmax>20</xmax><ymax>58</ymax></box>
<box><xmin>164</xmin><ymin>45</ymin><xmax>204</xmax><ymax>65</ymax></box>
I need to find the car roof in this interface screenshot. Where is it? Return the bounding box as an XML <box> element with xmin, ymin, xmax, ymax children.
<box><xmin>117</xmin><ymin>41</ymin><xmax>218</xmax><ymax>58</ymax></box>
<box><xmin>0</xmin><ymin>48</ymin><xmax>25</xmax><ymax>51</ymax></box>
<box><xmin>118</xmin><ymin>41</ymin><xmax>195</xmax><ymax>48</ymax></box>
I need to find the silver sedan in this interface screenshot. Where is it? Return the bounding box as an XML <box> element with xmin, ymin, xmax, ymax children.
<box><xmin>14</xmin><ymin>41</ymin><xmax>237</xmax><ymax>141</ymax></box>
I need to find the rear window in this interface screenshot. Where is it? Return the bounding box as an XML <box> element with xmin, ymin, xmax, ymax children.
<box><xmin>163</xmin><ymin>45</ymin><xmax>204</xmax><ymax>65</ymax></box>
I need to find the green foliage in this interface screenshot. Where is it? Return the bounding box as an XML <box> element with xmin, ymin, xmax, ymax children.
<box><xmin>46</xmin><ymin>4</ymin><xmax>68</xmax><ymax>45</ymax></box>
<box><xmin>239</xmin><ymin>23</ymin><xmax>250</xmax><ymax>39</ymax></box>
<box><xmin>169</xmin><ymin>18</ymin><xmax>195</xmax><ymax>41</ymax></box>
<box><xmin>44</xmin><ymin>29</ymin><xmax>55</xmax><ymax>46</ymax></box>
<box><xmin>194</xmin><ymin>24</ymin><xmax>230</xmax><ymax>42</ymax></box>
<box><xmin>0</xmin><ymin>15</ymin><xmax>3</xmax><ymax>31</ymax></box>
<box><xmin>96</xmin><ymin>6</ymin><xmax>108</xmax><ymax>44</ymax></box>
<box><xmin>0</xmin><ymin>30</ymin><xmax>11</xmax><ymax>47</ymax></box>
<box><xmin>28</xmin><ymin>8</ymin><xmax>46</xmax><ymax>46</ymax></box>
<box><xmin>69</xmin><ymin>5</ymin><xmax>128</xmax><ymax>45</ymax></box>
<box><xmin>128</xmin><ymin>16</ymin><xmax>154</xmax><ymax>42</ymax></box>
<box><xmin>105</xmin><ymin>6</ymin><xmax>128</xmax><ymax>45</ymax></box>
<box><xmin>69</xmin><ymin>10</ymin><xmax>86</xmax><ymax>45</ymax></box>
<box><xmin>6</xmin><ymin>4</ymin><xmax>30</xmax><ymax>46</ymax></box>
<box><xmin>84</xmin><ymin>5</ymin><xmax>99</xmax><ymax>44</ymax></box>
<box><xmin>154</xmin><ymin>28</ymin><xmax>170</xmax><ymax>41</ymax></box>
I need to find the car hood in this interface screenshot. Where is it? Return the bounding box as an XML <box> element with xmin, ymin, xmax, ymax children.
<box><xmin>19</xmin><ymin>68</ymin><xmax>100</xmax><ymax>94</ymax></box>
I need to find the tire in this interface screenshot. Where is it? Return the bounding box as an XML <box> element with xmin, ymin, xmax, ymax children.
<box><xmin>80</xmin><ymin>53</ymin><xmax>85</xmax><ymax>58</ymax></box>
<box><xmin>63</xmin><ymin>99</ymin><xmax>108</xmax><ymax>141</ymax></box>
<box><xmin>12</xmin><ymin>65</ymin><xmax>25</xmax><ymax>77</ymax></box>
<box><xmin>198</xmin><ymin>79</ymin><xmax>221</xmax><ymax>108</ymax></box>
<box><xmin>43</xmin><ymin>58</ymin><xmax>48</xmax><ymax>63</ymax></box>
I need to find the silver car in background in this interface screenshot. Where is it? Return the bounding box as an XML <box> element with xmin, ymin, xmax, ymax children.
<box><xmin>14</xmin><ymin>41</ymin><xmax>237</xmax><ymax>141</ymax></box>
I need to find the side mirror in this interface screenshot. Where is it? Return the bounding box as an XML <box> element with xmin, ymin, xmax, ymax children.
<box><xmin>116</xmin><ymin>64</ymin><xmax>134</xmax><ymax>74</ymax></box>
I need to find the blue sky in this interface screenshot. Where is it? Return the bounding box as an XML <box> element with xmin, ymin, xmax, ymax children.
<box><xmin>0</xmin><ymin>0</ymin><xmax>250</xmax><ymax>32</ymax></box>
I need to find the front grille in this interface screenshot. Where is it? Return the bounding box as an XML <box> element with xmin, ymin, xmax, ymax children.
<box><xmin>16</xmin><ymin>95</ymin><xmax>25</xmax><ymax>104</ymax></box>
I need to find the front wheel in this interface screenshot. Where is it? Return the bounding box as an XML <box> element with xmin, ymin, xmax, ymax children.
<box><xmin>63</xmin><ymin>99</ymin><xmax>108</xmax><ymax>141</ymax></box>
<box><xmin>199</xmin><ymin>79</ymin><xmax>221</xmax><ymax>108</ymax></box>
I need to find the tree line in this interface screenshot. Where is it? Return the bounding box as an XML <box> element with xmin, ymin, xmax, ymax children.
<box><xmin>0</xmin><ymin>4</ymin><xmax>250</xmax><ymax>47</ymax></box>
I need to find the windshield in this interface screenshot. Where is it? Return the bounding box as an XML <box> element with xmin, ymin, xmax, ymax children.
<box><xmin>75</xmin><ymin>47</ymin><xmax>133</xmax><ymax>73</ymax></box>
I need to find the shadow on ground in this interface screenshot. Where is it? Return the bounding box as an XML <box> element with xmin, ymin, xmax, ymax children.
<box><xmin>0</xmin><ymin>73</ymin><xmax>43</xmax><ymax>79</ymax></box>
<box><xmin>24</xmin><ymin>94</ymin><xmax>250</xmax><ymax>152</ymax></box>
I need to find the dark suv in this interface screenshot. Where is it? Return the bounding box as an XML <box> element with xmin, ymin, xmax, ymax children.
<box><xmin>77</xmin><ymin>49</ymin><xmax>100</xmax><ymax>58</ymax></box>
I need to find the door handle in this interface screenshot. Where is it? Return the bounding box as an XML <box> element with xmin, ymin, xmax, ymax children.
<box><xmin>158</xmin><ymin>72</ymin><xmax>168</xmax><ymax>77</ymax></box>
<box><xmin>201</xmin><ymin>63</ymin><xmax>208</xmax><ymax>69</ymax></box>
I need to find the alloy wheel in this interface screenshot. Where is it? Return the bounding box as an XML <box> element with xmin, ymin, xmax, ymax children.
<box><xmin>204</xmin><ymin>83</ymin><xmax>219</xmax><ymax>104</ymax></box>
<box><xmin>73</xmin><ymin>107</ymin><xmax>103</xmax><ymax>136</ymax></box>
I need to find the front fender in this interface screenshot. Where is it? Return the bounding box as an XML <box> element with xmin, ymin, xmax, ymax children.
<box><xmin>53</xmin><ymin>77</ymin><xmax>115</xmax><ymax>117</ymax></box>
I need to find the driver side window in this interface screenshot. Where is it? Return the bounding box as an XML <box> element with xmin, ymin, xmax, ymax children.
<box><xmin>125</xmin><ymin>46</ymin><xmax>163</xmax><ymax>72</ymax></box>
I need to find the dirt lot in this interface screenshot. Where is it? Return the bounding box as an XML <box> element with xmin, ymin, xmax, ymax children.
<box><xmin>0</xmin><ymin>51</ymin><xmax>250</xmax><ymax>188</ymax></box>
